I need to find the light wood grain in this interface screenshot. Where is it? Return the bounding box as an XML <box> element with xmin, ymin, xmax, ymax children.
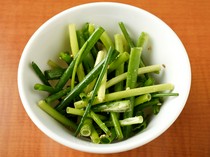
<box><xmin>0</xmin><ymin>0</ymin><xmax>210</xmax><ymax>156</ymax></box>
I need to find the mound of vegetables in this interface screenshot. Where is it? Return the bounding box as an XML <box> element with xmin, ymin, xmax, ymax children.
<box><xmin>32</xmin><ymin>22</ymin><xmax>178</xmax><ymax>144</ymax></box>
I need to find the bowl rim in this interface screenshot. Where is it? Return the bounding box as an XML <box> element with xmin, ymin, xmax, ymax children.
<box><xmin>17</xmin><ymin>2</ymin><xmax>191</xmax><ymax>154</ymax></box>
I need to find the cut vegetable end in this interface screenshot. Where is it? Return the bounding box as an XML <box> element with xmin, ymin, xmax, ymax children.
<box><xmin>80</xmin><ymin>126</ymin><xmax>92</xmax><ymax>136</ymax></box>
<box><xmin>134</xmin><ymin>94</ymin><xmax>152</xmax><ymax>106</ymax></box>
<box><xmin>120</xmin><ymin>116</ymin><xmax>144</xmax><ymax>126</ymax></box>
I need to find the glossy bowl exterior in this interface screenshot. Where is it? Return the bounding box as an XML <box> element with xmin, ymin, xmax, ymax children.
<box><xmin>18</xmin><ymin>2</ymin><xmax>191</xmax><ymax>154</ymax></box>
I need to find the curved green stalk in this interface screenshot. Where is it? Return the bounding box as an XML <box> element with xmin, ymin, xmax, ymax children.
<box><xmin>71</xmin><ymin>42</ymin><xmax>87</xmax><ymax>90</ymax></box>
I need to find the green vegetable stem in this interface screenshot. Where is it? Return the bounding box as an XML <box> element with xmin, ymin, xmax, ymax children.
<box><xmin>123</xmin><ymin>47</ymin><xmax>142</xmax><ymax>138</ymax></box>
<box><xmin>31</xmin><ymin>61</ymin><xmax>50</xmax><ymax>86</ymax></box>
<box><xmin>38</xmin><ymin>100</ymin><xmax>77</xmax><ymax>130</ymax></box>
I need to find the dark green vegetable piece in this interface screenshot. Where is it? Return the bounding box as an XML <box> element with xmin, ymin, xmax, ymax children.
<box><xmin>119</xmin><ymin>22</ymin><xmax>135</xmax><ymax>48</ymax></box>
<box><xmin>153</xmin><ymin>104</ymin><xmax>161</xmax><ymax>115</ymax></box>
<box><xmin>71</xmin><ymin>42</ymin><xmax>88</xmax><ymax>90</ymax></box>
<box><xmin>31</xmin><ymin>61</ymin><xmax>50</xmax><ymax>86</ymax></box>
<box><xmin>34</xmin><ymin>83</ymin><xmax>56</xmax><ymax>93</ymax></box>
<box><xmin>134</xmin><ymin>98</ymin><xmax>160</xmax><ymax>112</ymax></box>
<box><xmin>77</xmin><ymin>24</ymin><xmax>95</xmax><ymax>73</ymax></box>
<box><xmin>45</xmin><ymin>87</ymin><xmax>71</xmax><ymax>103</ymax></box>
<box><xmin>108</xmin><ymin>51</ymin><xmax>129</xmax><ymax>73</ymax></box>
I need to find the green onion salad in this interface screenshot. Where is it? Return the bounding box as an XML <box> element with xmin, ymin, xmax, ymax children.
<box><xmin>32</xmin><ymin>22</ymin><xmax>178</xmax><ymax>144</ymax></box>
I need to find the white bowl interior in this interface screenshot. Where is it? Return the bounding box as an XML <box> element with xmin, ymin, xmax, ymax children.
<box><xmin>18</xmin><ymin>2</ymin><xmax>191</xmax><ymax>154</ymax></box>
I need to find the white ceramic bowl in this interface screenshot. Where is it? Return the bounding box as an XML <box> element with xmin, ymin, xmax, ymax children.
<box><xmin>18</xmin><ymin>2</ymin><xmax>191</xmax><ymax>154</ymax></box>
